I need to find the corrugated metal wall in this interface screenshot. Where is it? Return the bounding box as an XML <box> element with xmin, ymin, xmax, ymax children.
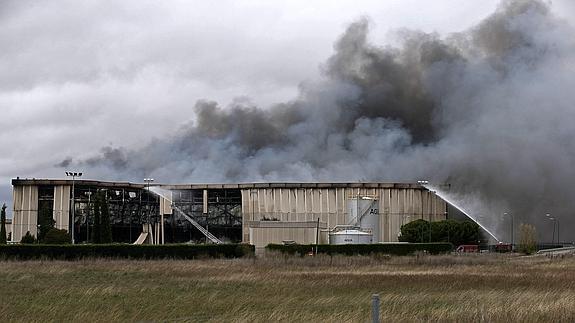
<box><xmin>241</xmin><ymin>187</ymin><xmax>447</xmax><ymax>243</ymax></box>
<box><xmin>53</xmin><ymin>185</ymin><xmax>71</xmax><ymax>231</ymax></box>
<box><xmin>12</xmin><ymin>185</ymin><xmax>38</xmax><ymax>242</ymax></box>
<box><xmin>12</xmin><ymin>184</ymin><xmax>71</xmax><ymax>242</ymax></box>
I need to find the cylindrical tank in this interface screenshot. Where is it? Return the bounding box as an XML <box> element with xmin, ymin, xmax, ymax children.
<box><xmin>347</xmin><ymin>197</ymin><xmax>380</xmax><ymax>243</ymax></box>
<box><xmin>329</xmin><ymin>229</ymin><xmax>373</xmax><ymax>244</ymax></box>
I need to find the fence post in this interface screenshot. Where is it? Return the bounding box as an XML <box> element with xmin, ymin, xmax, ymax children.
<box><xmin>371</xmin><ymin>293</ymin><xmax>380</xmax><ymax>323</ymax></box>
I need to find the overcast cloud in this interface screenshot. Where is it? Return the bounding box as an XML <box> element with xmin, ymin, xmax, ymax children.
<box><xmin>1</xmin><ymin>0</ymin><xmax>500</xmax><ymax>181</ymax></box>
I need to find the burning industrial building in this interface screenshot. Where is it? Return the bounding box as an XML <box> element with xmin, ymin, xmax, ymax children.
<box><xmin>11</xmin><ymin>178</ymin><xmax>449</xmax><ymax>249</ymax></box>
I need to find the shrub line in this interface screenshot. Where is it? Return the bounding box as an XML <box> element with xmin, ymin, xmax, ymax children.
<box><xmin>0</xmin><ymin>243</ymin><xmax>254</xmax><ymax>260</ymax></box>
<box><xmin>266</xmin><ymin>243</ymin><xmax>453</xmax><ymax>256</ymax></box>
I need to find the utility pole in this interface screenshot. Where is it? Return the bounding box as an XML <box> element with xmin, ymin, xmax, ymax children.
<box><xmin>546</xmin><ymin>213</ymin><xmax>556</xmax><ymax>245</ymax></box>
<box><xmin>504</xmin><ymin>213</ymin><xmax>514</xmax><ymax>249</ymax></box>
<box><xmin>557</xmin><ymin>219</ymin><xmax>560</xmax><ymax>245</ymax></box>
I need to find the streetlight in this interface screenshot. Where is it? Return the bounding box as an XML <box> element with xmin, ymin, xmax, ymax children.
<box><xmin>444</xmin><ymin>211</ymin><xmax>450</xmax><ymax>243</ymax></box>
<box><xmin>84</xmin><ymin>191</ymin><xmax>92</xmax><ymax>243</ymax></box>
<box><xmin>546</xmin><ymin>213</ymin><xmax>558</xmax><ymax>245</ymax></box>
<box><xmin>504</xmin><ymin>212</ymin><xmax>514</xmax><ymax>249</ymax></box>
<box><xmin>557</xmin><ymin>218</ymin><xmax>560</xmax><ymax>246</ymax></box>
<box><xmin>429</xmin><ymin>190</ymin><xmax>436</xmax><ymax>243</ymax></box>
<box><xmin>144</xmin><ymin>178</ymin><xmax>154</xmax><ymax>243</ymax></box>
<box><xmin>65</xmin><ymin>171</ymin><xmax>82</xmax><ymax>244</ymax></box>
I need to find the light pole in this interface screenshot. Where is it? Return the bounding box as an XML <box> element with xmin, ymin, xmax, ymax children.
<box><xmin>85</xmin><ymin>191</ymin><xmax>92</xmax><ymax>243</ymax></box>
<box><xmin>444</xmin><ymin>212</ymin><xmax>449</xmax><ymax>243</ymax></box>
<box><xmin>429</xmin><ymin>191</ymin><xmax>435</xmax><ymax>243</ymax></box>
<box><xmin>65</xmin><ymin>171</ymin><xmax>82</xmax><ymax>244</ymax></box>
<box><xmin>504</xmin><ymin>212</ymin><xmax>514</xmax><ymax>249</ymax></box>
<box><xmin>546</xmin><ymin>213</ymin><xmax>556</xmax><ymax>245</ymax></box>
<box><xmin>555</xmin><ymin>218</ymin><xmax>562</xmax><ymax>246</ymax></box>
<box><xmin>144</xmin><ymin>178</ymin><xmax>154</xmax><ymax>243</ymax></box>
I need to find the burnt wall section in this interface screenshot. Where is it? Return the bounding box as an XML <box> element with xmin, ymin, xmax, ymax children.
<box><xmin>169</xmin><ymin>189</ymin><xmax>242</xmax><ymax>243</ymax></box>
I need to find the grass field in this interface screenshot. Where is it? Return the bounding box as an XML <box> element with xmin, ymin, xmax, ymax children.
<box><xmin>1</xmin><ymin>253</ymin><xmax>574</xmax><ymax>322</ymax></box>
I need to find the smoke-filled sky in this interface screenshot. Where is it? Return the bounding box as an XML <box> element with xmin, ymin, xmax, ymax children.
<box><xmin>2</xmin><ymin>0</ymin><xmax>574</xmax><ymax>241</ymax></box>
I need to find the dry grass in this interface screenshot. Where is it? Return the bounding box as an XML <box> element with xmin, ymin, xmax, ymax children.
<box><xmin>1</xmin><ymin>253</ymin><xmax>575</xmax><ymax>322</ymax></box>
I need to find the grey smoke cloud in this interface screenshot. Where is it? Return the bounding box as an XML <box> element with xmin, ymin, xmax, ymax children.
<box><xmin>74</xmin><ymin>0</ymin><xmax>575</xmax><ymax>241</ymax></box>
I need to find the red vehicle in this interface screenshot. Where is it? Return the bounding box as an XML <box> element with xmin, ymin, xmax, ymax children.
<box><xmin>456</xmin><ymin>244</ymin><xmax>479</xmax><ymax>253</ymax></box>
<box><xmin>495</xmin><ymin>243</ymin><xmax>513</xmax><ymax>253</ymax></box>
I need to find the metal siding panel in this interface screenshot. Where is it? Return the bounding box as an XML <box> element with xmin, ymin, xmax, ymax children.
<box><xmin>13</xmin><ymin>185</ymin><xmax>39</xmax><ymax>240</ymax></box>
<box><xmin>305</xmin><ymin>189</ymin><xmax>312</xmax><ymax>214</ymax></box>
<box><xmin>421</xmin><ymin>191</ymin><xmax>428</xmax><ymax>220</ymax></box>
<box><xmin>321</xmin><ymin>189</ymin><xmax>327</xmax><ymax>215</ymax></box>
<box><xmin>12</xmin><ymin>186</ymin><xmax>23</xmax><ymax>242</ymax></box>
<box><xmin>257</xmin><ymin>189</ymin><xmax>264</xmax><ymax>219</ymax></box>
<box><xmin>291</xmin><ymin>189</ymin><xmax>297</xmax><ymax>214</ymax></box>
<box><xmin>281</xmin><ymin>189</ymin><xmax>290</xmax><ymax>219</ymax></box>
<box><xmin>312</xmin><ymin>189</ymin><xmax>321</xmax><ymax>214</ymax></box>
<box><xmin>29</xmin><ymin>186</ymin><xmax>38</xmax><ymax>236</ymax></box>
<box><xmin>328</xmin><ymin>189</ymin><xmax>336</xmax><ymax>214</ymax></box>
<box><xmin>296</xmin><ymin>189</ymin><xmax>305</xmax><ymax>214</ymax></box>
<box><xmin>54</xmin><ymin>185</ymin><xmax>70</xmax><ymax>231</ymax></box>
<box><xmin>202</xmin><ymin>190</ymin><xmax>208</xmax><ymax>214</ymax></box>
<box><xmin>377</xmin><ymin>189</ymin><xmax>386</xmax><ymax>242</ymax></box>
<box><xmin>241</xmin><ymin>189</ymin><xmax>252</xmax><ymax>242</ymax></box>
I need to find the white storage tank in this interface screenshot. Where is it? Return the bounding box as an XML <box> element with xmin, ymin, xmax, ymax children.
<box><xmin>347</xmin><ymin>196</ymin><xmax>379</xmax><ymax>243</ymax></box>
<box><xmin>329</xmin><ymin>229</ymin><xmax>373</xmax><ymax>244</ymax></box>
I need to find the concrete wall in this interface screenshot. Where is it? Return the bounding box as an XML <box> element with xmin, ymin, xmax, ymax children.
<box><xmin>248</xmin><ymin>221</ymin><xmax>328</xmax><ymax>249</ymax></box>
<box><xmin>241</xmin><ymin>186</ymin><xmax>447</xmax><ymax>243</ymax></box>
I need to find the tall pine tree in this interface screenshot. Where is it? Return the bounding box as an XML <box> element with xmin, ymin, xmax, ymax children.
<box><xmin>91</xmin><ymin>192</ymin><xmax>102</xmax><ymax>243</ymax></box>
<box><xmin>91</xmin><ymin>191</ymin><xmax>112</xmax><ymax>244</ymax></box>
<box><xmin>37</xmin><ymin>202</ymin><xmax>55</xmax><ymax>242</ymax></box>
<box><xmin>100</xmin><ymin>192</ymin><xmax>112</xmax><ymax>243</ymax></box>
<box><xmin>0</xmin><ymin>204</ymin><xmax>7</xmax><ymax>244</ymax></box>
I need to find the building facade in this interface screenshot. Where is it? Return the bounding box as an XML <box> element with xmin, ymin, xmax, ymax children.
<box><xmin>11</xmin><ymin>179</ymin><xmax>447</xmax><ymax>246</ymax></box>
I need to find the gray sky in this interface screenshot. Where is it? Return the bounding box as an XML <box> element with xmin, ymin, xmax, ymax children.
<box><xmin>1</xmin><ymin>0</ymin><xmax>574</xmax><ymax>234</ymax></box>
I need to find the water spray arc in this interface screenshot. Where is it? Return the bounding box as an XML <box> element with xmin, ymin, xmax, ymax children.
<box><xmin>418</xmin><ymin>181</ymin><xmax>500</xmax><ymax>243</ymax></box>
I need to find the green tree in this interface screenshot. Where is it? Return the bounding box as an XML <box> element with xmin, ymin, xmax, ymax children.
<box><xmin>100</xmin><ymin>193</ymin><xmax>112</xmax><ymax>243</ymax></box>
<box><xmin>0</xmin><ymin>203</ymin><xmax>7</xmax><ymax>244</ymax></box>
<box><xmin>91</xmin><ymin>192</ymin><xmax>101</xmax><ymax>243</ymax></box>
<box><xmin>398</xmin><ymin>219</ymin><xmax>430</xmax><ymax>243</ymax></box>
<box><xmin>399</xmin><ymin>219</ymin><xmax>480</xmax><ymax>246</ymax></box>
<box><xmin>517</xmin><ymin>223</ymin><xmax>537</xmax><ymax>254</ymax></box>
<box><xmin>21</xmin><ymin>231</ymin><xmax>36</xmax><ymax>244</ymax></box>
<box><xmin>37</xmin><ymin>202</ymin><xmax>55</xmax><ymax>242</ymax></box>
<box><xmin>43</xmin><ymin>228</ymin><xmax>71</xmax><ymax>244</ymax></box>
<box><xmin>92</xmin><ymin>191</ymin><xmax>112</xmax><ymax>244</ymax></box>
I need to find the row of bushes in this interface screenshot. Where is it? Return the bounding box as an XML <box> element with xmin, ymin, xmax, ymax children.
<box><xmin>266</xmin><ymin>243</ymin><xmax>453</xmax><ymax>256</ymax></box>
<box><xmin>0</xmin><ymin>242</ymin><xmax>454</xmax><ymax>260</ymax></box>
<box><xmin>0</xmin><ymin>244</ymin><xmax>254</xmax><ymax>260</ymax></box>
